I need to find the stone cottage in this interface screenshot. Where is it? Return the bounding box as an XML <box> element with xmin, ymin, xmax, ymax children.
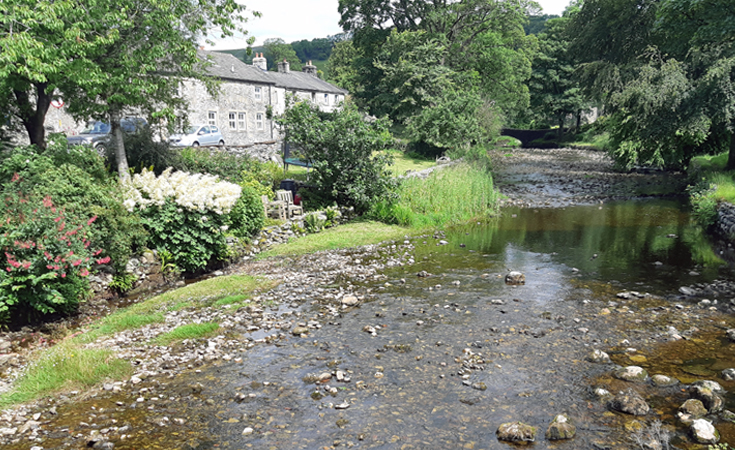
<box><xmin>38</xmin><ymin>50</ymin><xmax>347</xmax><ymax>151</ymax></box>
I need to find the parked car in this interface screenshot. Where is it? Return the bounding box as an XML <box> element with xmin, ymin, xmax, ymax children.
<box><xmin>168</xmin><ymin>125</ymin><xmax>225</xmax><ymax>147</ymax></box>
<box><xmin>66</xmin><ymin>117</ymin><xmax>147</xmax><ymax>153</ymax></box>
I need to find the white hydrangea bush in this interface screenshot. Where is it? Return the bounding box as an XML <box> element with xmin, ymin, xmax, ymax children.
<box><xmin>123</xmin><ymin>168</ymin><xmax>241</xmax><ymax>214</ymax></box>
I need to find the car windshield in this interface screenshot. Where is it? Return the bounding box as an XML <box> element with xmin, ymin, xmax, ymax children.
<box><xmin>81</xmin><ymin>122</ymin><xmax>110</xmax><ymax>134</ymax></box>
<box><xmin>185</xmin><ymin>126</ymin><xmax>200</xmax><ymax>135</ymax></box>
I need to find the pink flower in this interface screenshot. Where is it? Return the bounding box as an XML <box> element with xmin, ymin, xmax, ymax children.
<box><xmin>6</xmin><ymin>267</ymin><xmax>11</xmax><ymax>272</ymax></box>
<box><xmin>46</xmin><ymin>265</ymin><xmax>54</xmax><ymax>270</ymax></box>
<box><xmin>54</xmin><ymin>217</ymin><xmax>61</xmax><ymax>223</ymax></box>
<box><xmin>42</xmin><ymin>196</ymin><xmax>53</xmax><ymax>207</ymax></box>
<box><xmin>21</xmin><ymin>261</ymin><xmax>30</xmax><ymax>270</ymax></box>
<box><xmin>61</xmin><ymin>273</ymin><xmax>66</xmax><ymax>278</ymax></box>
<box><xmin>87</xmin><ymin>216</ymin><xmax>97</xmax><ymax>225</ymax></box>
<box><xmin>96</xmin><ymin>256</ymin><xmax>111</xmax><ymax>264</ymax></box>
<box><xmin>11</xmin><ymin>173</ymin><xmax>20</xmax><ymax>182</ymax></box>
<box><xmin>79</xmin><ymin>268</ymin><xmax>89</xmax><ymax>277</ymax></box>
<box><xmin>93</xmin><ymin>249</ymin><xmax>103</xmax><ymax>256</ymax></box>
<box><xmin>72</xmin><ymin>260</ymin><xmax>82</xmax><ymax>267</ymax></box>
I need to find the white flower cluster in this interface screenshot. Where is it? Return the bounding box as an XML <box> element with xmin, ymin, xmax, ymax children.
<box><xmin>123</xmin><ymin>168</ymin><xmax>241</xmax><ymax>215</ymax></box>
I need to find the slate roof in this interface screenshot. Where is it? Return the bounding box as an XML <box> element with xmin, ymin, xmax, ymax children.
<box><xmin>268</xmin><ymin>70</ymin><xmax>348</xmax><ymax>95</ymax></box>
<box><xmin>200</xmin><ymin>50</ymin><xmax>347</xmax><ymax>94</ymax></box>
<box><xmin>198</xmin><ymin>50</ymin><xmax>274</xmax><ymax>85</ymax></box>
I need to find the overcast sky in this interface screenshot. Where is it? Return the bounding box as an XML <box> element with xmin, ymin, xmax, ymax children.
<box><xmin>207</xmin><ymin>0</ymin><xmax>573</xmax><ymax>50</ymax></box>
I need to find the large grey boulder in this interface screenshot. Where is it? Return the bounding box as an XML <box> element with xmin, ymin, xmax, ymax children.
<box><xmin>504</xmin><ymin>271</ymin><xmax>525</xmax><ymax>285</ymax></box>
<box><xmin>496</xmin><ymin>421</ymin><xmax>536</xmax><ymax>442</ymax></box>
<box><xmin>546</xmin><ymin>414</ymin><xmax>576</xmax><ymax>440</ymax></box>
<box><xmin>613</xmin><ymin>366</ymin><xmax>648</xmax><ymax>382</ymax></box>
<box><xmin>690</xmin><ymin>419</ymin><xmax>719</xmax><ymax>444</ymax></box>
<box><xmin>608</xmin><ymin>389</ymin><xmax>650</xmax><ymax>416</ymax></box>
<box><xmin>689</xmin><ymin>385</ymin><xmax>725</xmax><ymax>413</ymax></box>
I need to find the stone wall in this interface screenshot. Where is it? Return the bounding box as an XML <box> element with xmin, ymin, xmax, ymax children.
<box><xmin>716</xmin><ymin>202</ymin><xmax>735</xmax><ymax>239</ymax></box>
<box><xmin>220</xmin><ymin>141</ymin><xmax>282</xmax><ymax>163</ymax></box>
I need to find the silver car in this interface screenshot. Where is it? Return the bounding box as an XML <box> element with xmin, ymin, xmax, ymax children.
<box><xmin>67</xmin><ymin>118</ymin><xmax>147</xmax><ymax>153</ymax></box>
<box><xmin>168</xmin><ymin>125</ymin><xmax>225</xmax><ymax>147</ymax></box>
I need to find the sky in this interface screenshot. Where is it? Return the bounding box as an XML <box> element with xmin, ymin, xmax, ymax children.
<box><xmin>207</xmin><ymin>0</ymin><xmax>573</xmax><ymax>51</ymax></box>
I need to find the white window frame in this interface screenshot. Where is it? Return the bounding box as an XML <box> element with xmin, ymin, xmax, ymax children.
<box><xmin>256</xmin><ymin>113</ymin><xmax>264</xmax><ymax>130</ymax></box>
<box><xmin>324</xmin><ymin>94</ymin><xmax>329</xmax><ymax>105</ymax></box>
<box><xmin>207</xmin><ymin>111</ymin><xmax>217</xmax><ymax>126</ymax></box>
<box><xmin>228</xmin><ymin>112</ymin><xmax>237</xmax><ymax>130</ymax></box>
<box><xmin>237</xmin><ymin>112</ymin><xmax>246</xmax><ymax>131</ymax></box>
<box><xmin>254</xmin><ymin>86</ymin><xmax>262</xmax><ymax>101</ymax></box>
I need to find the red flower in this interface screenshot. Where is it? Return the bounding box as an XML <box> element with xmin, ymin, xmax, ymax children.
<box><xmin>96</xmin><ymin>256</ymin><xmax>111</xmax><ymax>264</ymax></box>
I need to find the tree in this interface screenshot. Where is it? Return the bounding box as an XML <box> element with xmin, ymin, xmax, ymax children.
<box><xmin>326</xmin><ymin>40</ymin><xmax>362</xmax><ymax>90</ymax></box>
<box><xmin>276</xmin><ymin>100</ymin><xmax>396</xmax><ymax>213</ymax></box>
<box><xmin>526</xmin><ymin>7</ymin><xmax>588</xmax><ymax>133</ymax></box>
<box><xmin>0</xmin><ymin>0</ymin><xmax>119</xmax><ymax>149</ymax></box>
<box><xmin>263</xmin><ymin>38</ymin><xmax>302</xmax><ymax>71</ymax></box>
<box><xmin>337</xmin><ymin>0</ymin><xmax>538</xmax><ymax>135</ymax></box>
<box><xmin>1</xmin><ymin>0</ymin><xmax>256</xmax><ymax>178</ymax></box>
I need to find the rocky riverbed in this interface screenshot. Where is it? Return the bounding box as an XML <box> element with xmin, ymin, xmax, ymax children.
<box><xmin>1</xmin><ymin>148</ymin><xmax>735</xmax><ymax>449</ymax></box>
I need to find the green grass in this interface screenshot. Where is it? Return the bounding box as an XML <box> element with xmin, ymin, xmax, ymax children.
<box><xmin>371</xmin><ymin>162</ymin><xmax>499</xmax><ymax>228</ymax></box>
<box><xmin>0</xmin><ymin>343</ymin><xmax>132</xmax><ymax>407</ymax></box>
<box><xmin>259</xmin><ymin>220</ymin><xmax>410</xmax><ymax>258</ymax></box>
<box><xmin>0</xmin><ymin>274</ymin><xmax>278</xmax><ymax>407</ymax></box>
<box><xmin>283</xmin><ymin>150</ymin><xmax>436</xmax><ymax>181</ymax></box>
<box><xmin>213</xmin><ymin>294</ymin><xmax>250</xmax><ymax>307</ymax></box>
<box><xmin>155</xmin><ymin>322</ymin><xmax>220</xmax><ymax>345</ymax></box>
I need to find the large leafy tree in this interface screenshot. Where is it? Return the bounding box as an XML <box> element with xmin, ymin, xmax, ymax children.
<box><xmin>336</xmin><ymin>0</ymin><xmax>538</xmax><ymax>144</ymax></box>
<box><xmin>567</xmin><ymin>0</ymin><xmax>735</xmax><ymax>169</ymax></box>
<box><xmin>1</xmin><ymin>0</ymin><xmax>255</xmax><ymax>178</ymax></box>
<box><xmin>526</xmin><ymin>6</ymin><xmax>588</xmax><ymax>133</ymax></box>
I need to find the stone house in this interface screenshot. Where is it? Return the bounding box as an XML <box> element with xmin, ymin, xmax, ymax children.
<box><xmin>38</xmin><ymin>50</ymin><xmax>347</xmax><ymax>151</ymax></box>
<box><xmin>173</xmin><ymin>50</ymin><xmax>347</xmax><ymax>147</ymax></box>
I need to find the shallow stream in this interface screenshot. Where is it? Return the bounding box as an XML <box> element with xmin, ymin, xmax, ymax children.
<box><xmin>12</xmin><ymin>199</ymin><xmax>735</xmax><ymax>449</ymax></box>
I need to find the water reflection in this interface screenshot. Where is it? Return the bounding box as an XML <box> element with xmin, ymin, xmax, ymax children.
<box><xmin>414</xmin><ymin>200</ymin><xmax>726</xmax><ymax>295</ymax></box>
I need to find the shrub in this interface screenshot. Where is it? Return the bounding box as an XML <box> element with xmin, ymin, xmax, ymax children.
<box><xmin>526</xmin><ymin>138</ymin><xmax>559</xmax><ymax>149</ymax></box>
<box><xmin>123</xmin><ymin>168</ymin><xmax>243</xmax><ymax>272</ymax></box>
<box><xmin>112</xmin><ymin>126</ymin><xmax>181</xmax><ymax>175</ymax></box>
<box><xmin>276</xmin><ymin>101</ymin><xmax>398</xmax><ymax>213</ymax></box>
<box><xmin>0</xmin><ymin>142</ymin><xmax>146</xmax><ymax>273</ymax></box>
<box><xmin>304</xmin><ymin>212</ymin><xmax>326</xmax><ymax>233</ymax></box>
<box><xmin>175</xmin><ymin>147</ymin><xmax>245</xmax><ymax>182</ymax></box>
<box><xmin>228</xmin><ymin>186</ymin><xmax>265</xmax><ymax>239</ymax></box>
<box><xmin>0</xmin><ymin>189</ymin><xmax>105</xmax><ymax>323</ymax></box>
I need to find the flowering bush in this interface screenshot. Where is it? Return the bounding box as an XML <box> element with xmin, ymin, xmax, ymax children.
<box><xmin>0</xmin><ymin>186</ymin><xmax>104</xmax><ymax>322</ymax></box>
<box><xmin>123</xmin><ymin>168</ymin><xmax>241</xmax><ymax>214</ymax></box>
<box><xmin>124</xmin><ymin>168</ymin><xmax>244</xmax><ymax>272</ymax></box>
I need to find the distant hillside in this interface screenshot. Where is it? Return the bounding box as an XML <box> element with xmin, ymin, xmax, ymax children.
<box><xmin>219</xmin><ymin>33</ymin><xmax>349</xmax><ymax>71</ymax></box>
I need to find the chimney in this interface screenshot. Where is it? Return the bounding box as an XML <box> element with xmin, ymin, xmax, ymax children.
<box><xmin>252</xmin><ymin>52</ymin><xmax>267</xmax><ymax>71</ymax></box>
<box><xmin>302</xmin><ymin>60</ymin><xmax>318</xmax><ymax>77</ymax></box>
<box><xmin>277</xmin><ymin>59</ymin><xmax>290</xmax><ymax>74</ymax></box>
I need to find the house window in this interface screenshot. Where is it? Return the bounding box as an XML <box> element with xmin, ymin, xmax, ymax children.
<box><xmin>237</xmin><ymin>112</ymin><xmax>246</xmax><ymax>130</ymax></box>
<box><xmin>256</xmin><ymin>113</ymin><xmax>264</xmax><ymax>130</ymax></box>
<box><xmin>335</xmin><ymin>94</ymin><xmax>339</xmax><ymax>104</ymax></box>
<box><xmin>255</xmin><ymin>87</ymin><xmax>262</xmax><ymax>100</ymax></box>
<box><xmin>228</xmin><ymin>112</ymin><xmax>237</xmax><ymax>130</ymax></box>
<box><xmin>311</xmin><ymin>92</ymin><xmax>316</xmax><ymax>103</ymax></box>
<box><xmin>324</xmin><ymin>94</ymin><xmax>329</xmax><ymax>105</ymax></box>
<box><xmin>207</xmin><ymin>111</ymin><xmax>217</xmax><ymax>126</ymax></box>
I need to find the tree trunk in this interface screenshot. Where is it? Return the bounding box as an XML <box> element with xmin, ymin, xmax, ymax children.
<box><xmin>109</xmin><ymin>108</ymin><xmax>130</xmax><ymax>181</ymax></box>
<box><xmin>14</xmin><ymin>83</ymin><xmax>52</xmax><ymax>150</ymax></box>
<box><xmin>557</xmin><ymin>117</ymin><xmax>564</xmax><ymax>139</ymax></box>
<box><xmin>727</xmin><ymin>128</ymin><xmax>735</xmax><ymax>171</ymax></box>
<box><xmin>576</xmin><ymin>109</ymin><xmax>582</xmax><ymax>133</ymax></box>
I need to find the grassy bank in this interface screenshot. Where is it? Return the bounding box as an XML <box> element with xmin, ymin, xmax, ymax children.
<box><xmin>370</xmin><ymin>161</ymin><xmax>499</xmax><ymax>228</ymax></box>
<box><xmin>0</xmin><ymin>274</ymin><xmax>277</xmax><ymax>407</ymax></box>
<box><xmin>687</xmin><ymin>152</ymin><xmax>735</xmax><ymax>227</ymax></box>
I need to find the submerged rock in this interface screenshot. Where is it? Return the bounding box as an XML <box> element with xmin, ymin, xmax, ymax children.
<box><xmin>504</xmin><ymin>271</ymin><xmax>525</xmax><ymax>285</ymax></box>
<box><xmin>341</xmin><ymin>296</ymin><xmax>359</xmax><ymax>307</ymax></box>
<box><xmin>609</xmin><ymin>389</ymin><xmax>650</xmax><ymax>416</ymax></box>
<box><xmin>586</xmin><ymin>349</ymin><xmax>611</xmax><ymax>364</ymax></box>
<box><xmin>292</xmin><ymin>326</ymin><xmax>309</xmax><ymax>336</ymax></box>
<box><xmin>546</xmin><ymin>414</ymin><xmax>576</xmax><ymax>440</ymax></box>
<box><xmin>722</xmin><ymin>368</ymin><xmax>735</xmax><ymax>381</ymax></box>
<box><xmin>727</xmin><ymin>329</ymin><xmax>735</xmax><ymax>342</ymax></box>
<box><xmin>496</xmin><ymin>421</ymin><xmax>536</xmax><ymax>442</ymax></box>
<box><xmin>651</xmin><ymin>374</ymin><xmax>679</xmax><ymax>387</ymax></box>
<box><xmin>690</xmin><ymin>419</ymin><xmax>719</xmax><ymax>444</ymax></box>
<box><xmin>613</xmin><ymin>366</ymin><xmax>648</xmax><ymax>382</ymax></box>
